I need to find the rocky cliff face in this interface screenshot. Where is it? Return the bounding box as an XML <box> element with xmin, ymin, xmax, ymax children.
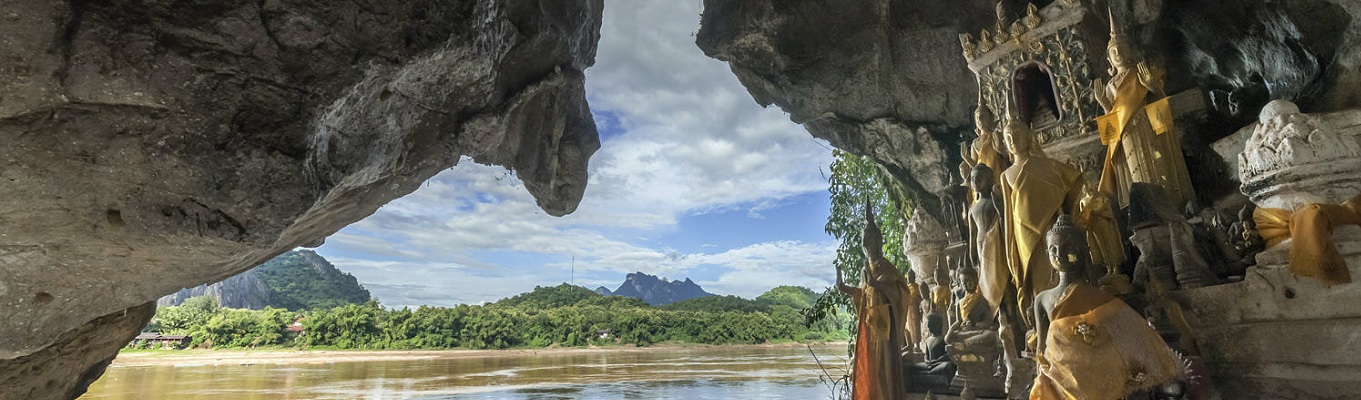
<box><xmin>157</xmin><ymin>270</ymin><xmax>272</xmax><ymax>310</ymax></box>
<box><xmin>157</xmin><ymin>249</ymin><xmax>370</xmax><ymax>310</ymax></box>
<box><xmin>0</xmin><ymin>0</ymin><xmax>603</xmax><ymax>398</ymax></box>
<box><xmin>609</xmin><ymin>272</ymin><xmax>714</xmax><ymax>305</ymax></box>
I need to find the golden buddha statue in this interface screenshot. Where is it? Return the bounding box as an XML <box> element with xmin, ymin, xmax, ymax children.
<box><xmin>998</xmin><ymin>117</ymin><xmax>1085</xmax><ymax>330</ymax></box>
<box><xmin>971</xmin><ymin>100</ymin><xmax>1010</xmax><ymax>185</ymax></box>
<box><xmin>1092</xmin><ymin>10</ymin><xmax>1194</xmax><ymax>207</ymax></box>
<box><xmin>836</xmin><ymin>200</ymin><xmax>910</xmax><ymax>400</ymax></box>
<box><xmin>905</xmin><ymin>270</ymin><xmax>925</xmax><ymax>353</ymax></box>
<box><xmin>1031</xmin><ymin>216</ymin><xmax>1184</xmax><ymax>400</ymax></box>
<box><xmin>1075</xmin><ymin>179</ymin><xmax>1132</xmax><ymax>294</ymax></box>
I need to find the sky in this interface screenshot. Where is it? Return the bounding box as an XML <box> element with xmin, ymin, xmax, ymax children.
<box><xmin>314</xmin><ymin>0</ymin><xmax>839</xmax><ymax>309</ymax></box>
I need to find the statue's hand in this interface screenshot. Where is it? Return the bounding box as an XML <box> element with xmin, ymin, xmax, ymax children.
<box><xmin>1093</xmin><ymin>78</ymin><xmax>1111</xmax><ymax>112</ymax></box>
<box><xmin>1138</xmin><ymin>62</ymin><xmax>1167</xmax><ymax>97</ymax></box>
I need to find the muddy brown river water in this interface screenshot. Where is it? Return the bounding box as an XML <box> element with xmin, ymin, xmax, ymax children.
<box><xmin>83</xmin><ymin>345</ymin><xmax>849</xmax><ymax>399</ymax></box>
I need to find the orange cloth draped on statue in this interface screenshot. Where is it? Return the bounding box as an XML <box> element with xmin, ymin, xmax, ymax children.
<box><xmin>850</xmin><ymin>259</ymin><xmax>910</xmax><ymax>400</ymax></box>
<box><xmin>1254</xmin><ymin>194</ymin><xmax>1361</xmax><ymax>285</ymax></box>
<box><xmin>906</xmin><ymin>282</ymin><xmax>924</xmax><ymax>349</ymax></box>
<box><xmin>977</xmin><ymin>217</ymin><xmax>1008</xmax><ymax>313</ymax></box>
<box><xmin>852</xmin><ymin>296</ymin><xmax>876</xmax><ymax>400</ymax></box>
<box><xmin>1097</xmin><ymin>70</ymin><xmax>1148</xmax><ymax>195</ymax></box>
<box><xmin>1031</xmin><ymin>284</ymin><xmax>1183</xmax><ymax>400</ymax></box>
<box><xmin>1002</xmin><ymin>158</ymin><xmax>1084</xmax><ymax>323</ymax></box>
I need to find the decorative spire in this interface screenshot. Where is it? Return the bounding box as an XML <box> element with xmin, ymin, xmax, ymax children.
<box><xmin>862</xmin><ymin>195</ymin><xmax>883</xmax><ymax>250</ymax></box>
<box><xmin>1107</xmin><ymin>7</ymin><xmax>1126</xmax><ymax>51</ymax></box>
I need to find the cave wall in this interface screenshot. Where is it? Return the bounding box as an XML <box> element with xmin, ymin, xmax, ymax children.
<box><xmin>0</xmin><ymin>0</ymin><xmax>603</xmax><ymax>397</ymax></box>
<box><xmin>698</xmin><ymin>0</ymin><xmax>1361</xmax><ymax>218</ymax></box>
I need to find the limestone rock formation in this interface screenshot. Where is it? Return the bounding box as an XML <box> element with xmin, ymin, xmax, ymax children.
<box><xmin>0</xmin><ymin>0</ymin><xmax>603</xmax><ymax>398</ymax></box>
<box><xmin>157</xmin><ymin>269</ymin><xmax>273</xmax><ymax>310</ymax></box>
<box><xmin>608</xmin><ymin>272</ymin><xmax>714</xmax><ymax>306</ymax></box>
<box><xmin>157</xmin><ymin>249</ymin><xmax>372</xmax><ymax>310</ymax></box>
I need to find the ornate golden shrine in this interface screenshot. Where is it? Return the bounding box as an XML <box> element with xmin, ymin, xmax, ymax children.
<box><xmin>959</xmin><ymin>1</ymin><xmax>1105</xmax><ymax>173</ymax></box>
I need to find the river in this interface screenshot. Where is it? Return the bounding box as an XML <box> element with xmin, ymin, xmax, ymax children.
<box><xmin>83</xmin><ymin>345</ymin><xmax>849</xmax><ymax>399</ymax></box>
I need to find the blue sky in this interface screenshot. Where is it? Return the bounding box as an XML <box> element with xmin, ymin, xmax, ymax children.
<box><xmin>314</xmin><ymin>1</ymin><xmax>838</xmax><ymax>308</ymax></box>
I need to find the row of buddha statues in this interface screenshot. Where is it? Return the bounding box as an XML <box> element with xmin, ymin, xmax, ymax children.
<box><xmin>832</xmin><ymin>9</ymin><xmax>1276</xmax><ymax>400</ymax></box>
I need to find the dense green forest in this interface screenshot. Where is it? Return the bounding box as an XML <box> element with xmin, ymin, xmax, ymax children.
<box><xmin>255</xmin><ymin>250</ymin><xmax>372</xmax><ymax>310</ymax></box>
<box><xmin>142</xmin><ymin>284</ymin><xmax>851</xmax><ymax>350</ymax></box>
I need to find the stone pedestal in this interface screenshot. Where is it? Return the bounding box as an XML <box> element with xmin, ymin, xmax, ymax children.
<box><xmin>904</xmin><ymin>210</ymin><xmax>949</xmax><ymax>294</ymax></box>
<box><xmin>1165</xmin><ymin>101</ymin><xmax>1361</xmax><ymax>398</ymax></box>
<box><xmin>1239</xmin><ymin>100</ymin><xmax>1361</xmax><ymax>274</ymax></box>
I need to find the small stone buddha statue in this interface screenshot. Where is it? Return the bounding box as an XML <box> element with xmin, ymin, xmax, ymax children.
<box><xmin>944</xmin><ymin>265</ymin><xmax>1006</xmax><ymax>396</ymax></box>
<box><xmin>1030</xmin><ymin>215</ymin><xmax>1185</xmax><ymax>400</ymax></box>
<box><xmin>906</xmin><ymin>313</ymin><xmax>957</xmax><ymax>392</ymax></box>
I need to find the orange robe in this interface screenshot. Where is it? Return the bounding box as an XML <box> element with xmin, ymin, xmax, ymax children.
<box><xmin>851</xmin><ymin>259</ymin><xmax>910</xmax><ymax>400</ymax></box>
<box><xmin>1031</xmin><ymin>284</ymin><xmax>1184</xmax><ymax>400</ymax></box>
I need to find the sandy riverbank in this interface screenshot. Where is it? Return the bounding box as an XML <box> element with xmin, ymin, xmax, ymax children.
<box><xmin>110</xmin><ymin>342</ymin><xmax>848</xmax><ymax>367</ymax></box>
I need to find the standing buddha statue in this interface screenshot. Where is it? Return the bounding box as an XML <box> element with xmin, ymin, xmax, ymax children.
<box><xmin>837</xmin><ymin>200</ymin><xmax>910</xmax><ymax>400</ymax></box>
<box><xmin>1075</xmin><ymin>179</ymin><xmax>1133</xmax><ymax>294</ymax></box>
<box><xmin>971</xmin><ymin>101</ymin><xmax>1010</xmax><ymax>186</ymax></box>
<box><xmin>1092</xmin><ymin>10</ymin><xmax>1195</xmax><ymax>207</ymax></box>
<box><xmin>999</xmin><ymin>117</ymin><xmax>1085</xmax><ymax>331</ymax></box>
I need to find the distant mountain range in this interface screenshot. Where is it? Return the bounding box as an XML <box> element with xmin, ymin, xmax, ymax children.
<box><xmin>158</xmin><ymin>250</ymin><xmax>371</xmax><ymax>310</ymax></box>
<box><xmin>594</xmin><ymin>271</ymin><xmax>713</xmax><ymax>305</ymax></box>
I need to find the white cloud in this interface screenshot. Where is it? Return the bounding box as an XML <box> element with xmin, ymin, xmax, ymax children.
<box><xmin>315</xmin><ymin>0</ymin><xmax>836</xmax><ymax>307</ymax></box>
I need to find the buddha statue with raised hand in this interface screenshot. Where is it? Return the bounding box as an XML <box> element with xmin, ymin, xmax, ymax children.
<box><xmin>1030</xmin><ymin>215</ymin><xmax>1184</xmax><ymax>400</ymax></box>
<box><xmin>836</xmin><ymin>199</ymin><xmax>910</xmax><ymax>400</ymax></box>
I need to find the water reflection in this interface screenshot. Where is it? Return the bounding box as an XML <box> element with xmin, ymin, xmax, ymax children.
<box><xmin>84</xmin><ymin>345</ymin><xmax>847</xmax><ymax>399</ymax></box>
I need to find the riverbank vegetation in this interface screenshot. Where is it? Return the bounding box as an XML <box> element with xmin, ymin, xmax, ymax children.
<box><xmin>141</xmin><ymin>284</ymin><xmax>851</xmax><ymax>350</ymax></box>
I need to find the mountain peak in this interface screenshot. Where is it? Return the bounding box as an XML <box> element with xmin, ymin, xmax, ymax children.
<box><xmin>608</xmin><ymin>272</ymin><xmax>712</xmax><ymax>305</ymax></box>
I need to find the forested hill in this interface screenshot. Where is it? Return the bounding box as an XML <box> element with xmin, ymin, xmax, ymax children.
<box><xmin>148</xmin><ymin>282</ymin><xmax>849</xmax><ymax>350</ymax></box>
<box><xmin>255</xmin><ymin>250</ymin><xmax>371</xmax><ymax>310</ymax></box>
<box><xmin>159</xmin><ymin>250</ymin><xmax>371</xmax><ymax>310</ymax></box>
<box><xmin>498</xmin><ymin>283</ymin><xmax>819</xmax><ymax>315</ymax></box>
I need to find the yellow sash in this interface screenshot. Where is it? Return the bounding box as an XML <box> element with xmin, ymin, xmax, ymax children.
<box><xmin>1255</xmin><ymin>194</ymin><xmax>1361</xmax><ymax>285</ymax></box>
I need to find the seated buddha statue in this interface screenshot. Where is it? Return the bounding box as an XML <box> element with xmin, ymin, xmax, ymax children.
<box><xmin>944</xmin><ymin>265</ymin><xmax>1006</xmax><ymax>396</ymax></box>
<box><xmin>1031</xmin><ymin>215</ymin><xmax>1185</xmax><ymax>400</ymax></box>
<box><xmin>906</xmin><ymin>313</ymin><xmax>957</xmax><ymax>393</ymax></box>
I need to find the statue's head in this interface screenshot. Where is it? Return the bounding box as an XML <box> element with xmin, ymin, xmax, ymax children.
<box><xmin>1107</xmin><ymin>9</ymin><xmax>1134</xmax><ymax>70</ymax></box>
<box><xmin>926</xmin><ymin>313</ymin><xmax>944</xmax><ymax>336</ymax></box>
<box><xmin>975</xmin><ymin>102</ymin><xmax>997</xmax><ymax>134</ymax></box>
<box><xmin>1003</xmin><ymin>118</ymin><xmax>1033</xmax><ymax>158</ymax></box>
<box><xmin>862</xmin><ymin>198</ymin><xmax>884</xmax><ymax>259</ymax></box>
<box><xmin>1045</xmin><ymin>214</ymin><xmax>1088</xmax><ymax>274</ymax></box>
<box><xmin>957</xmin><ymin>265</ymin><xmax>979</xmax><ymax>293</ymax></box>
<box><xmin>970</xmin><ymin>164</ymin><xmax>994</xmax><ymax>194</ymax></box>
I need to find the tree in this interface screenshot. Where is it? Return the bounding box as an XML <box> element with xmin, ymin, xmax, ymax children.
<box><xmin>808</xmin><ymin>150</ymin><xmax>911</xmax><ymax>329</ymax></box>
